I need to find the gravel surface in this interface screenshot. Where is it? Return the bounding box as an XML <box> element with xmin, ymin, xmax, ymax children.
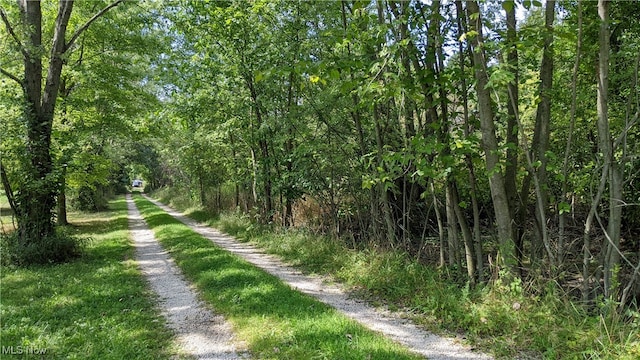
<box><xmin>127</xmin><ymin>195</ymin><xmax>246</xmax><ymax>360</ymax></box>
<box><xmin>145</xmin><ymin>195</ymin><xmax>493</xmax><ymax>360</ymax></box>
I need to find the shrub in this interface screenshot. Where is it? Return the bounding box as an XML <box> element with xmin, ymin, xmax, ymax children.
<box><xmin>70</xmin><ymin>186</ymin><xmax>109</xmax><ymax>212</ymax></box>
<box><xmin>1</xmin><ymin>227</ymin><xmax>86</xmax><ymax>266</ymax></box>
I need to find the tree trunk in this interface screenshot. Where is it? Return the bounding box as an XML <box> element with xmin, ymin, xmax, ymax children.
<box><xmin>597</xmin><ymin>0</ymin><xmax>622</xmax><ymax>299</ymax></box>
<box><xmin>17</xmin><ymin>0</ymin><xmax>74</xmax><ymax>243</ymax></box>
<box><xmin>466</xmin><ymin>0</ymin><xmax>516</xmax><ymax>274</ymax></box>
<box><xmin>445</xmin><ymin>183</ymin><xmax>461</xmax><ymax>267</ymax></box>
<box><xmin>198</xmin><ymin>169</ymin><xmax>206</xmax><ymax>207</ymax></box>
<box><xmin>57</xmin><ymin>166</ymin><xmax>68</xmax><ymax>226</ymax></box>
<box><xmin>531</xmin><ymin>0</ymin><xmax>556</xmax><ymax>263</ymax></box>
<box><xmin>246</xmin><ymin>74</ymin><xmax>273</xmax><ymax>223</ymax></box>
<box><xmin>373</xmin><ymin>105</ymin><xmax>397</xmax><ymax>245</ymax></box>
<box><xmin>451</xmin><ymin>181</ymin><xmax>476</xmax><ymax>284</ymax></box>
<box><xmin>560</xmin><ymin>0</ymin><xmax>582</xmax><ymax>265</ymax></box>
<box><xmin>259</xmin><ymin>138</ymin><xmax>273</xmax><ymax>223</ymax></box>
<box><xmin>229</xmin><ymin>132</ymin><xmax>241</xmax><ymax>209</ymax></box>
<box><xmin>430</xmin><ymin>181</ymin><xmax>446</xmax><ymax>267</ymax></box>
<box><xmin>455</xmin><ymin>0</ymin><xmax>484</xmax><ymax>282</ymax></box>
<box><xmin>504</xmin><ymin>3</ymin><xmax>521</xmax><ymax>269</ymax></box>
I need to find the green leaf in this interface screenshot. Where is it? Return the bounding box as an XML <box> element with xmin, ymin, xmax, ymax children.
<box><xmin>502</xmin><ymin>1</ymin><xmax>515</xmax><ymax>12</ymax></box>
<box><xmin>558</xmin><ymin>202</ymin><xmax>571</xmax><ymax>215</ymax></box>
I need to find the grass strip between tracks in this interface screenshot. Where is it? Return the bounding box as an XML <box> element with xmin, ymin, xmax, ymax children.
<box><xmin>133</xmin><ymin>194</ymin><xmax>422</xmax><ymax>359</ymax></box>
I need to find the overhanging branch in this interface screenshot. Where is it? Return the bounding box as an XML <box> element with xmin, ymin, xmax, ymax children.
<box><xmin>0</xmin><ymin>7</ymin><xmax>27</xmax><ymax>57</ymax></box>
<box><xmin>0</xmin><ymin>67</ymin><xmax>23</xmax><ymax>86</ymax></box>
<box><xmin>65</xmin><ymin>0</ymin><xmax>124</xmax><ymax>52</ymax></box>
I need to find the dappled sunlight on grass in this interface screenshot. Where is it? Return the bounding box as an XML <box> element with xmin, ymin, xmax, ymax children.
<box><xmin>0</xmin><ymin>196</ymin><xmax>181</xmax><ymax>359</ymax></box>
<box><xmin>1</xmin><ymin>191</ymin><xmax>16</xmax><ymax>232</ymax></box>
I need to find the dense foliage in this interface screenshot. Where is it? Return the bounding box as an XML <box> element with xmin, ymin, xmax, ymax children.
<box><xmin>146</xmin><ymin>0</ymin><xmax>640</xmax><ymax>308</ymax></box>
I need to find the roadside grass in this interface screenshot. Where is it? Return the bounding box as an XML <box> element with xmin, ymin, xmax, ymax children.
<box><xmin>151</xmin><ymin>188</ymin><xmax>640</xmax><ymax>359</ymax></box>
<box><xmin>212</xmin><ymin>212</ymin><xmax>640</xmax><ymax>359</ymax></box>
<box><xmin>0</xmin><ymin>196</ymin><xmax>184</xmax><ymax>359</ymax></box>
<box><xmin>133</xmin><ymin>194</ymin><xmax>423</xmax><ymax>360</ymax></box>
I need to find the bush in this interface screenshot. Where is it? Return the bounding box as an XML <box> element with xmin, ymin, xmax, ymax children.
<box><xmin>71</xmin><ymin>186</ymin><xmax>109</xmax><ymax>212</ymax></box>
<box><xmin>1</xmin><ymin>227</ymin><xmax>86</xmax><ymax>266</ymax></box>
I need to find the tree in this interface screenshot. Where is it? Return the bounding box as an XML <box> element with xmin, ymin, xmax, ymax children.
<box><xmin>595</xmin><ymin>0</ymin><xmax>622</xmax><ymax>299</ymax></box>
<box><xmin>0</xmin><ymin>0</ymin><xmax>123</xmax><ymax>261</ymax></box>
<box><xmin>465</xmin><ymin>0</ymin><xmax>516</xmax><ymax>273</ymax></box>
<box><xmin>147</xmin><ymin>0</ymin><xmax>639</xmax><ymax>306</ymax></box>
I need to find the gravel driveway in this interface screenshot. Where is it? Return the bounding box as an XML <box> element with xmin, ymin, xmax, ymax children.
<box><xmin>127</xmin><ymin>194</ymin><xmax>246</xmax><ymax>360</ymax></box>
<box><xmin>140</xmin><ymin>195</ymin><xmax>493</xmax><ymax>360</ymax></box>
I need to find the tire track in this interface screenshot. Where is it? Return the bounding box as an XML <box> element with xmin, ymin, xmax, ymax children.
<box><xmin>127</xmin><ymin>194</ymin><xmax>246</xmax><ymax>360</ymax></box>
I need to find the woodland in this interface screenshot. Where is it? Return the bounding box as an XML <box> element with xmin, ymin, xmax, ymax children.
<box><xmin>1</xmin><ymin>0</ymin><xmax>640</xmax><ymax>357</ymax></box>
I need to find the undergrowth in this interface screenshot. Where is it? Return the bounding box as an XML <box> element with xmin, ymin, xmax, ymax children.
<box><xmin>1</xmin><ymin>227</ymin><xmax>86</xmax><ymax>266</ymax></box>
<box><xmin>151</xmin><ymin>186</ymin><xmax>640</xmax><ymax>359</ymax></box>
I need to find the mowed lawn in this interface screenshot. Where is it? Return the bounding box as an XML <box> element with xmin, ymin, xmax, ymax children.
<box><xmin>0</xmin><ymin>196</ymin><xmax>185</xmax><ymax>359</ymax></box>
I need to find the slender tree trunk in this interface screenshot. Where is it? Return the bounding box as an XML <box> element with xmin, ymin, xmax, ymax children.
<box><xmin>198</xmin><ymin>169</ymin><xmax>206</xmax><ymax>207</ymax></box>
<box><xmin>455</xmin><ymin>0</ymin><xmax>484</xmax><ymax>282</ymax></box>
<box><xmin>597</xmin><ymin>0</ymin><xmax>622</xmax><ymax>299</ymax></box>
<box><xmin>246</xmin><ymin>74</ymin><xmax>273</xmax><ymax>223</ymax></box>
<box><xmin>504</xmin><ymin>3</ymin><xmax>521</xmax><ymax>270</ymax></box>
<box><xmin>341</xmin><ymin>0</ymin><xmax>379</xmax><ymax>240</ymax></box>
<box><xmin>374</xmin><ymin>105</ymin><xmax>397</xmax><ymax>245</ymax></box>
<box><xmin>431</xmin><ymin>181</ymin><xmax>446</xmax><ymax>267</ymax></box>
<box><xmin>388</xmin><ymin>1</ymin><xmax>416</xmax><ymax>248</ymax></box>
<box><xmin>451</xmin><ymin>182</ymin><xmax>476</xmax><ymax>284</ymax></box>
<box><xmin>57</xmin><ymin>166</ymin><xmax>68</xmax><ymax>226</ymax></box>
<box><xmin>445</xmin><ymin>184</ymin><xmax>460</xmax><ymax>267</ymax></box>
<box><xmin>283</xmin><ymin>12</ymin><xmax>301</xmax><ymax>228</ymax></box>
<box><xmin>466</xmin><ymin>1</ymin><xmax>516</xmax><ymax>274</ymax></box>
<box><xmin>532</xmin><ymin>0</ymin><xmax>556</xmax><ymax>263</ymax></box>
<box><xmin>560</xmin><ymin>1</ymin><xmax>582</xmax><ymax>265</ymax></box>
<box><xmin>229</xmin><ymin>132</ymin><xmax>240</xmax><ymax>209</ymax></box>
<box><xmin>259</xmin><ymin>138</ymin><xmax>273</xmax><ymax>222</ymax></box>
<box><xmin>250</xmin><ymin>146</ymin><xmax>258</xmax><ymax>207</ymax></box>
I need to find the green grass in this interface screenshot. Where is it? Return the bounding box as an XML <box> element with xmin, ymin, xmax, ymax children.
<box><xmin>211</xmin><ymin>214</ymin><xmax>640</xmax><ymax>359</ymax></box>
<box><xmin>0</xmin><ymin>197</ymin><xmax>184</xmax><ymax>359</ymax></box>
<box><xmin>151</xmin><ymin>187</ymin><xmax>640</xmax><ymax>359</ymax></box>
<box><xmin>133</xmin><ymin>194</ymin><xmax>423</xmax><ymax>359</ymax></box>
